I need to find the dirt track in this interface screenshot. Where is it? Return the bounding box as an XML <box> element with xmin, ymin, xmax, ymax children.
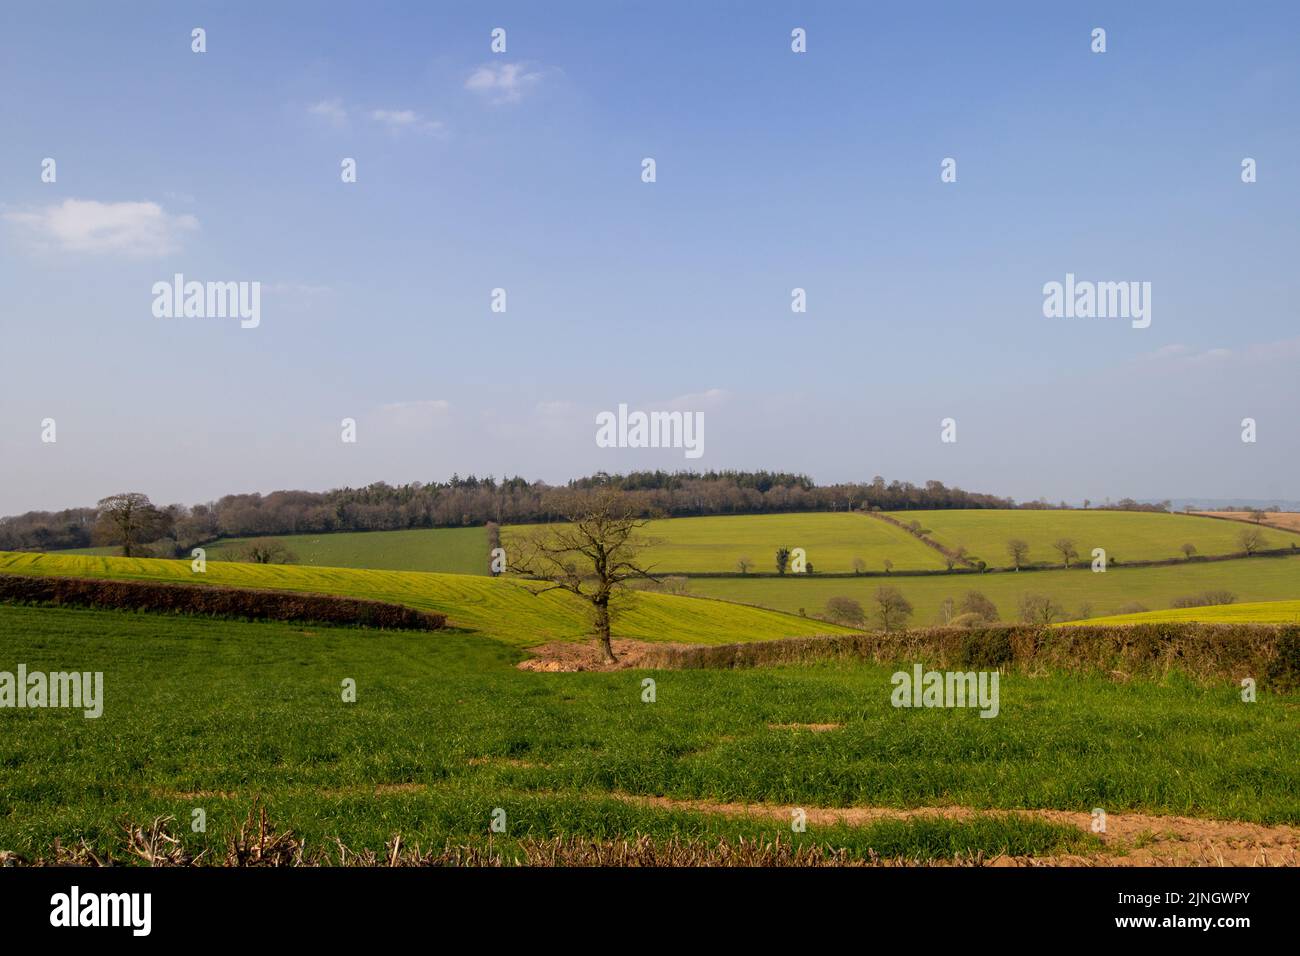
<box><xmin>615</xmin><ymin>794</ymin><xmax>1300</xmax><ymax>866</ymax></box>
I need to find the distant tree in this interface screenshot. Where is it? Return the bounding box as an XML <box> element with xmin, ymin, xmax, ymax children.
<box><xmin>883</xmin><ymin>558</ymin><xmax>894</xmax><ymax>575</ymax></box>
<box><xmin>1180</xmin><ymin>542</ymin><xmax>1197</xmax><ymax>561</ymax></box>
<box><xmin>94</xmin><ymin>493</ymin><xmax>169</xmax><ymax>558</ymax></box>
<box><xmin>873</xmin><ymin>585</ymin><xmax>914</xmax><ymax>632</ymax></box>
<box><xmin>1052</xmin><ymin>538</ymin><xmax>1079</xmax><ymax>568</ymax></box>
<box><xmin>775</xmin><ymin>548</ymin><xmax>791</xmax><ymax>575</ymax></box>
<box><xmin>1238</xmin><ymin>527</ymin><xmax>1266</xmax><ymax>555</ymax></box>
<box><xmin>1019</xmin><ymin>593</ymin><xmax>1065</xmax><ymax>626</ymax></box>
<box><xmin>736</xmin><ymin>556</ymin><xmax>753</xmax><ymax>575</ymax></box>
<box><xmin>1082</xmin><ymin>499</ymin><xmax>1091</xmax><ymax>510</ymax></box>
<box><xmin>1077</xmin><ymin>601</ymin><xmax>1093</xmax><ymax>620</ymax></box>
<box><xmin>958</xmin><ymin>591</ymin><xmax>999</xmax><ymax>624</ymax></box>
<box><xmin>825</xmin><ymin>596</ymin><xmax>866</xmax><ymax>627</ymax></box>
<box><xmin>805</xmin><ymin>561</ymin><xmax>815</xmax><ymax>574</ymax></box>
<box><xmin>507</xmin><ymin>489</ymin><xmax>658</xmax><ymax>663</ymax></box>
<box><xmin>232</xmin><ymin>539</ymin><xmax>298</xmax><ymax>564</ymax></box>
<box><xmin>907</xmin><ymin>519</ymin><xmax>922</xmax><ymax>535</ymax></box>
<box><xmin>1007</xmin><ymin>539</ymin><xmax>1030</xmax><ymax>570</ymax></box>
<box><xmin>1248</xmin><ymin>507</ymin><xmax>1267</xmax><ymax>525</ymax></box>
<box><xmin>852</xmin><ymin>557</ymin><xmax>866</xmax><ymax>576</ymax></box>
<box><xmin>1116</xmin><ymin>601</ymin><xmax>1148</xmax><ymax>615</ymax></box>
<box><xmin>936</xmin><ymin>597</ymin><xmax>956</xmax><ymax>625</ymax></box>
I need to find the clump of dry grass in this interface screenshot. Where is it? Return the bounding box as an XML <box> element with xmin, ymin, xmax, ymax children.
<box><xmin>5</xmin><ymin>807</ymin><xmax>975</xmax><ymax>867</ymax></box>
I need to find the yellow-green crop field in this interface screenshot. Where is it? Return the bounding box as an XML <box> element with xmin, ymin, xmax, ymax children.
<box><xmin>886</xmin><ymin>509</ymin><xmax>1300</xmax><ymax>567</ymax></box>
<box><xmin>0</xmin><ymin>551</ymin><xmax>850</xmax><ymax>647</ymax></box>
<box><xmin>1078</xmin><ymin>599</ymin><xmax>1300</xmax><ymax>626</ymax></box>
<box><xmin>506</xmin><ymin>512</ymin><xmax>944</xmax><ymax>574</ymax></box>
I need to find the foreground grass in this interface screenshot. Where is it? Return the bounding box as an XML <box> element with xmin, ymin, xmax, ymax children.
<box><xmin>890</xmin><ymin>509</ymin><xmax>1300</xmax><ymax>568</ymax></box>
<box><xmin>0</xmin><ymin>605</ymin><xmax>1294</xmax><ymax>861</ymax></box>
<box><xmin>690</xmin><ymin>553</ymin><xmax>1300</xmax><ymax>624</ymax></box>
<box><xmin>0</xmin><ymin>551</ymin><xmax>850</xmax><ymax>647</ymax></box>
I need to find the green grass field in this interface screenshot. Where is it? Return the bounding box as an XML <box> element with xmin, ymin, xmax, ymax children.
<box><xmin>3</xmin><ymin>602</ymin><xmax>1297</xmax><ymax>862</ymax></box>
<box><xmin>62</xmin><ymin>527</ymin><xmax>491</xmax><ymax>575</ymax></box>
<box><xmin>887</xmin><ymin>509</ymin><xmax>1300</xmax><ymax>567</ymax></box>
<box><xmin>689</xmin><ymin>554</ymin><xmax>1300</xmax><ymax>624</ymax></box>
<box><xmin>207</xmin><ymin>527</ymin><xmax>490</xmax><ymax>575</ymax></box>
<box><xmin>507</xmin><ymin>512</ymin><xmax>945</xmax><ymax>574</ymax></box>
<box><xmin>0</xmin><ymin>550</ymin><xmax>850</xmax><ymax>647</ymax></box>
<box><xmin>1080</xmin><ymin>599</ymin><xmax>1300</xmax><ymax>626</ymax></box>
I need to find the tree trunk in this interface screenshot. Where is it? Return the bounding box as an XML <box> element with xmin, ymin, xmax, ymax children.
<box><xmin>594</xmin><ymin>599</ymin><xmax>616</xmax><ymax>663</ymax></box>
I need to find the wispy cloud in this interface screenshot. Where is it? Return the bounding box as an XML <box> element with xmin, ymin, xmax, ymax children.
<box><xmin>3</xmin><ymin>199</ymin><xmax>198</xmax><ymax>256</ymax></box>
<box><xmin>368</xmin><ymin>108</ymin><xmax>443</xmax><ymax>134</ymax></box>
<box><xmin>308</xmin><ymin>98</ymin><xmax>348</xmax><ymax>128</ymax></box>
<box><xmin>464</xmin><ymin>62</ymin><xmax>544</xmax><ymax>104</ymax></box>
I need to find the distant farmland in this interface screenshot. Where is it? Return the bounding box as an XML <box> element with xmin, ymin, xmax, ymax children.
<box><xmin>689</xmin><ymin>553</ymin><xmax>1300</xmax><ymax>624</ymax></box>
<box><xmin>507</xmin><ymin>512</ymin><xmax>946</xmax><ymax>574</ymax></box>
<box><xmin>886</xmin><ymin>509</ymin><xmax>1300</xmax><ymax>567</ymax></box>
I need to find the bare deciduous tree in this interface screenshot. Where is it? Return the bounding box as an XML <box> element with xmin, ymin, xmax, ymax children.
<box><xmin>506</xmin><ymin>490</ymin><xmax>658</xmax><ymax>663</ymax></box>
<box><xmin>1180</xmin><ymin>542</ymin><xmax>1197</xmax><ymax>560</ymax></box>
<box><xmin>852</xmin><ymin>556</ymin><xmax>866</xmax><ymax>576</ymax></box>
<box><xmin>1052</xmin><ymin>538</ymin><xmax>1078</xmax><ymax>568</ymax></box>
<box><xmin>1007</xmin><ymin>539</ymin><xmax>1029</xmax><ymax>570</ymax></box>
<box><xmin>231</xmin><ymin>539</ymin><xmax>298</xmax><ymax>564</ymax></box>
<box><xmin>94</xmin><ymin>493</ymin><xmax>168</xmax><ymax>558</ymax></box>
<box><xmin>824</xmin><ymin>596</ymin><xmax>866</xmax><ymax>626</ymax></box>
<box><xmin>1238</xmin><ymin>526</ymin><xmax>1266</xmax><ymax>555</ymax></box>
<box><xmin>1019</xmin><ymin>593</ymin><xmax>1065</xmax><ymax>625</ymax></box>
<box><xmin>736</xmin><ymin>556</ymin><xmax>753</xmax><ymax>574</ymax></box>
<box><xmin>873</xmin><ymin>585</ymin><xmax>913</xmax><ymax>632</ymax></box>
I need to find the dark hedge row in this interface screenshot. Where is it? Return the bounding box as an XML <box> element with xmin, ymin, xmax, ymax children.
<box><xmin>641</xmin><ymin>622</ymin><xmax>1300</xmax><ymax>690</ymax></box>
<box><xmin>0</xmin><ymin>573</ymin><xmax>445</xmax><ymax>631</ymax></box>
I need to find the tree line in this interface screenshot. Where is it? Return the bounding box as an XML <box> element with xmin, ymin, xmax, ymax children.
<box><xmin>0</xmin><ymin>472</ymin><xmax>1020</xmax><ymax>554</ymax></box>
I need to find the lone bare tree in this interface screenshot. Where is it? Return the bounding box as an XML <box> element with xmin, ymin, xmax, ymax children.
<box><xmin>507</xmin><ymin>490</ymin><xmax>658</xmax><ymax>663</ymax></box>
<box><xmin>94</xmin><ymin>493</ymin><xmax>167</xmax><ymax>558</ymax></box>
<box><xmin>872</xmin><ymin>585</ymin><xmax>914</xmax><ymax>632</ymax></box>
<box><xmin>736</xmin><ymin>556</ymin><xmax>753</xmax><ymax>574</ymax></box>
<box><xmin>1238</xmin><ymin>526</ymin><xmax>1266</xmax><ymax>556</ymax></box>
<box><xmin>1007</xmin><ymin>538</ymin><xmax>1029</xmax><ymax>570</ymax></box>
<box><xmin>1180</xmin><ymin>542</ymin><xmax>1197</xmax><ymax>561</ymax></box>
<box><xmin>1052</xmin><ymin>538</ymin><xmax>1078</xmax><ymax>568</ymax></box>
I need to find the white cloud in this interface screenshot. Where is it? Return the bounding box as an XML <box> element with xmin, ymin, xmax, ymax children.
<box><xmin>308</xmin><ymin>98</ymin><xmax>348</xmax><ymax>128</ymax></box>
<box><xmin>3</xmin><ymin>199</ymin><xmax>198</xmax><ymax>256</ymax></box>
<box><xmin>464</xmin><ymin>62</ymin><xmax>544</xmax><ymax>104</ymax></box>
<box><xmin>369</xmin><ymin>108</ymin><xmax>443</xmax><ymax>134</ymax></box>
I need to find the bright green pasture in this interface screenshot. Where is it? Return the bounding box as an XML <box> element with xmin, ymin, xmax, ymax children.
<box><xmin>3</xmin><ymin>604</ymin><xmax>1297</xmax><ymax>862</ymax></box>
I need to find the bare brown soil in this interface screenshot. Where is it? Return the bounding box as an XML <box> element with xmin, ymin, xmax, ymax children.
<box><xmin>1195</xmin><ymin>510</ymin><xmax>1300</xmax><ymax>533</ymax></box>
<box><xmin>614</xmin><ymin>794</ymin><xmax>1300</xmax><ymax>867</ymax></box>
<box><xmin>516</xmin><ymin>638</ymin><xmax>682</xmax><ymax>671</ymax></box>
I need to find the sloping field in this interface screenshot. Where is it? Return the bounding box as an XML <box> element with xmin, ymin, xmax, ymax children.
<box><xmin>207</xmin><ymin>527</ymin><xmax>490</xmax><ymax>575</ymax></box>
<box><xmin>689</xmin><ymin>554</ymin><xmax>1300</xmax><ymax>624</ymax></box>
<box><xmin>1080</xmin><ymin>600</ymin><xmax>1300</xmax><ymax>626</ymax></box>
<box><xmin>506</xmin><ymin>512</ymin><xmax>945</xmax><ymax>574</ymax></box>
<box><xmin>0</xmin><ymin>551</ymin><xmax>849</xmax><ymax>647</ymax></box>
<box><xmin>63</xmin><ymin>526</ymin><xmax>490</xmax><ymax>575</ymax></box>
<box><xmin>887</xmin><ymin>509</ymin><xmax>1300</xmax><ymax>567</ymax></box>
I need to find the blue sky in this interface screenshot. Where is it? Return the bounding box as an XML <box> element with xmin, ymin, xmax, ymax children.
<box><xmin>2</xmin><ymin>1</ymin><xmax>1298</xmax><ymax>513</ymax></box>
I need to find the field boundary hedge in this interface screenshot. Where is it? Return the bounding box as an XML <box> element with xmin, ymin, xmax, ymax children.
<box><xmin>0</xmin><ymin>573</ymin><xmax>446</xmax><ymax>631</ymax></box>
<box><xmin>639</xmin><ymin>622</ymin><xmax>1300</xmax><ymax>689</ymax></box>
